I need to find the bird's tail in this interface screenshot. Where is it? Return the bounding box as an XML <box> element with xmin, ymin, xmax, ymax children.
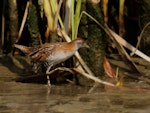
<box><xmin>14</xmin><ymin>44</ymin><xmax>35</xmax><ymax>55</ymax></box>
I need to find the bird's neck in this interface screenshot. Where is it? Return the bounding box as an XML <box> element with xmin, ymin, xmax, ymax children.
<box><xmin>68</xmin><ymin>41</ymin><xmax>79</xmax><ymax>51</ymax></box>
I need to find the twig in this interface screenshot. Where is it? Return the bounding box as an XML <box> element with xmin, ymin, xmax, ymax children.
<box><xmin>64</xmin><ymin>0</ymin><xmax>72</xmax><ymax>33</ymax></box>
<box><xmin>54</xmin><ymin>0</ymin><xmax>63</xmax><ymax>30</ymax></box>
<box><xmin>1</xmin><ymin>0</ymin><xmax>5</xmax><ymax>50</ymax></box>
<box><xmin>88</xmin><ymin>82</ymin><xmax>100</xmax><ymax>93</ymax></box>
<box><xmin>106</xmin><ymin>26</ymin><xmax>150</xmax><ymax>63</ymax></box>
<box><xmin>73</xmin><ymin>68</ymin><xmax>115</xmax><ymax>87</ymax></box>
<box><xmin>104</xmin><ymin>24</ymin><xmax>140</xmax><ymax>73</ymax></box>
<box><xmin>130</xmin><ymin>22</ymin><xmax>150</xmax><ymax>56</ymax></box>
<box><xmin>15</xmin><ymin>1</ymin><xmax>30</xmax><ymax>43</ymax></box>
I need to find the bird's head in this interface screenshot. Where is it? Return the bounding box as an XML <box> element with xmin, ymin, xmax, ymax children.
<box><xmin>73</xmin><ymin>38</ymin><xmax>89</xmax><ymax>50</ymax></box>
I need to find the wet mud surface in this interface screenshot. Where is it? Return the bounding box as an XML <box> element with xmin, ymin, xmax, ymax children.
<box><xmin>1</xmin><ymin>55</ymin><xmax>150</xmax><ymax>113</ymax></box>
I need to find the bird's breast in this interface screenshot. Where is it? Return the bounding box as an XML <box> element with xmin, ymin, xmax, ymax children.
<box><xmin>46</xmin><ymin>50</ymin><xmax>75</xmax><ymax>65</ymax></box>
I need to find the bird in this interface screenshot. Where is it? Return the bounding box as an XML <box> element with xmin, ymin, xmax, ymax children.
<box><xmin>14</xmin><ymin>38</ymin><xmax>89</xmax><ymax>86</ymax></box>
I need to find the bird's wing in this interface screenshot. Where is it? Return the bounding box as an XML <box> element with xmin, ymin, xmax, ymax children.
<box><xmin>29</xmin><ymin>43</ymin><xmax>61</xmax><ymax>62</ymax></box>
<box><xmin>14</xmin><ymin>44</ymin><xmax>37</xmax><ymax>55</ymax></box>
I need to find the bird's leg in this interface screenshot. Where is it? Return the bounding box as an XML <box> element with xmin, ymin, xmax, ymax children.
<box><xmin>46</xmin><ymin>65</ymin><xmax>52</xmax><ymax>87</ymax></box>
<box><xmin>55</xmin><ymin>67</ymin><xmax>74</xmax><ymax>74</ymax></box>
<box><xmin>47</xmin><ymin>74</ymin><xmax>51</xmax><ymax>87</ymax></box>
<box><xmin>46</xmin><ymin>66</ymin><xmax>74</xmax><ymax>86</ymax></box>
<box><xmin>46</xmin><ymin>67</ymin><xmax>74</xmax><ymax>83</ymax></box>
<box><xmin>46</xmin><ymin>67</ymin><xmax>74</xmax><ymax>75</ymax></box>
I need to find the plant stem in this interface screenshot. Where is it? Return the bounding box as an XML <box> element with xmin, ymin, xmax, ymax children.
<box><xmin>71</xmin><ymin>0</ymin><xmax>75</xmax><ymax>40</ymax></box>
<box><xmin>74</xmin><ymin>0</ymin><xmax>82</xmax><ymax>39</ymax></box>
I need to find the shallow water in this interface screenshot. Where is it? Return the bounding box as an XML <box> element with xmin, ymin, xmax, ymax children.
<box><xmin>1</xmin><ymin>79</ymin><xmax>150</xmax><ymax>113</ymax></box>
<box><xmin>1</xmin><ymin>56</ymin><xmax>150</xmax><ymax>113</ymax></box>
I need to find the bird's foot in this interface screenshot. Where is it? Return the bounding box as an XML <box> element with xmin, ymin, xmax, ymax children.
<box><xmin>56</xmin><ymin>67</ymin><xmax>74</xmax><ymax>74</ymax></box>
<box><xmin>46</xmin><ymin>67</ymin><xmax>74</xmax><ymax>75</ymax></box>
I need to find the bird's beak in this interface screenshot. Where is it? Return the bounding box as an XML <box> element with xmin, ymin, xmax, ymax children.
<box><xmin>83</xmin><ymin>43</ymin><xmax>90</xmax><ymax>48</ymax></box>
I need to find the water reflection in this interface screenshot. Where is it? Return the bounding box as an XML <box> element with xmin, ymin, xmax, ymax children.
<box><xmin>1</xmin><ymin>80</ymin><xmax>150</xmax><ymax>113</ymax></box>
<box><xmin>0</xmin><ymin>80</ymin><xmax>93</xmax><ymax>113</ymax></box>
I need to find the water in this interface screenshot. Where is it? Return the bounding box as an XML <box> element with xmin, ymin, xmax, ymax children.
<box><xmin>1</xmin><ymin>56</ymin><xmax>150</xmax><ymax>113</ymax></box>
<box><xmin>0</xmin><ymin>79</ymin><xmax>150</xmax><ymax>113</ymax></box>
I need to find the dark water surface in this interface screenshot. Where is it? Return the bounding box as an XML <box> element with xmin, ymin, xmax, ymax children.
<box><xmin>1</xmin><ymin>79</ymin><xmax>150</xmax><ymax>113</ymax></box>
